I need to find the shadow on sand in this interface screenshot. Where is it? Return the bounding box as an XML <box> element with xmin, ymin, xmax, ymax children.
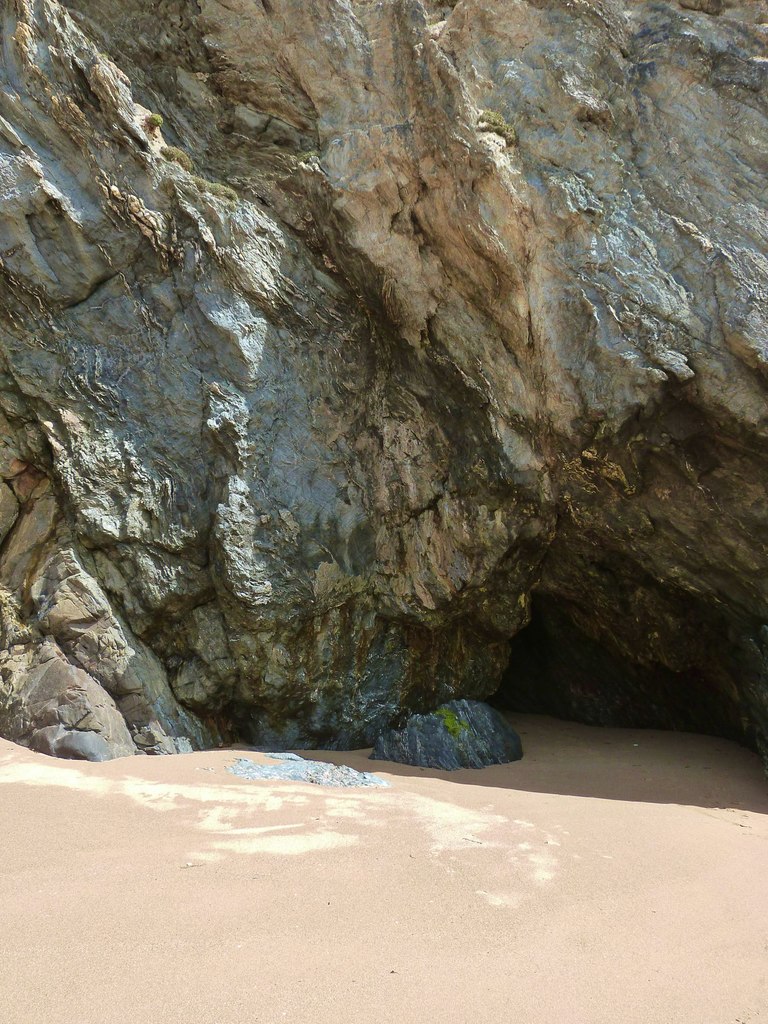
<box><xmin>306</xmin><ymin>714</ymin><xmax>768</xmax><ymax>814</ymax></box>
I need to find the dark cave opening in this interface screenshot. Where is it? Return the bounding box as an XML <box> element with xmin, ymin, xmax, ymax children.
<box><xmin>494</xmin><ymin>594</ymin><xmax>751</xmax><ymax>748</ymax></box>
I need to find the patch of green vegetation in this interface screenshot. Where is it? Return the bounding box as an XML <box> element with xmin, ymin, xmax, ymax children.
<box><xmin>190</xmin><ymin>175</ymin><xmax>238</xmax><ymax>203</ymax></box>
<box><xmin>297</xmin><ymin>149</ymin><xmax>319</xmax><ymax>164</ymax></box>
<box><xmin>160</xmin><ymin>145</ymin><xmax>193</xmax><ymax>172</ymax></box>
<box><xmin>436</xmin><ymin>706</ymin><xmax>470</xmax><ymax>739</ymax></box>
<box><xmin>146</xmin><ymin>113</ymin><xmax>164</xmax><ymax>130</ymax></box>
<box><xmin>478</xmin><ymin>109</ymin><xmax>517</xmax><ymax>147</ymax></box>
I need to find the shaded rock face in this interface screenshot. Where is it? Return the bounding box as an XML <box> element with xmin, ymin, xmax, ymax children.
<box><xmin>0</xmin><ymin>0</ymin><xmax>766</xmax><ymax>761</ymax></box>
<box><xmin>497</xmin><ymin>595</ymin><xmax>752</xmax><ymax>744</ymax></box>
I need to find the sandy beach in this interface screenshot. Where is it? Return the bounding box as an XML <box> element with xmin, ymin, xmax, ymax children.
<box><xmin>0</xmin><ymin>714</ymin><xmax>766</xmax><ymax>1024</ymax></box>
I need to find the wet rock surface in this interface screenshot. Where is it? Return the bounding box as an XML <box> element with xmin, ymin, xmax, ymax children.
<box><xmin>0</xmin><ymin>0</ymin><xmax>766</xmax><ymax>762</ymax></box>
<box><xmin>372</xmin><ymin>701</ymin><xmax>523</xmax><ymax>771</ymax></box>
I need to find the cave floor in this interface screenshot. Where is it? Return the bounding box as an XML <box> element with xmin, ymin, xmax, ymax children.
<box><xmin>0</xmin><ymin>715</ymin><xmax>766</xmax><ymax>1024</ymax></box>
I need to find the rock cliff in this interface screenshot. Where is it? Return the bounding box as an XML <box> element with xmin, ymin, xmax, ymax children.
<box><xmin>0</xmin><ymin>0</ymin><xmax>766</xmax><ymax>761</ymax></box>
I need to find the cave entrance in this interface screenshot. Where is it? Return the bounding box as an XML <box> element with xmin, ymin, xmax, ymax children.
<box><xmin>494</xmin><ymin>594</ymin><xmax>749</xmax><ymax>746</ymax></box>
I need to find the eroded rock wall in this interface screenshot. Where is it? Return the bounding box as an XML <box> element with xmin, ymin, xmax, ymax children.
<box><xmin>0</xmin><ymin>0</ymin><xmax>766</xmax><ymax>759</ymax></box>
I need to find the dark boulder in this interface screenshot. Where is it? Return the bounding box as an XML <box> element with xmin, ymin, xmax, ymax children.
<box><xmin>371</xmin><ymin>700</ymin><xmax>523</xmax><ymax>771</ymax></box>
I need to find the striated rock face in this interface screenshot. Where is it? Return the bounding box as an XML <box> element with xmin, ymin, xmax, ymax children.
<box><xmin>0</xmin><ymin>0</ymin><xmax>766</xmax><ymax>760</ymax></box>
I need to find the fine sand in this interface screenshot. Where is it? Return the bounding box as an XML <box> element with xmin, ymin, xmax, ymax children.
<box><xmin>0</xmin><ymin>715</ymin><xmax>766</xmax><ymax>1024</ymax></box>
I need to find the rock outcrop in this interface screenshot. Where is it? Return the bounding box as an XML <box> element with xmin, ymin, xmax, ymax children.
<box><xmin>372</xmin><ymin>701</ymin><xmax>523</xmax><ymax>770</ymax></box>
<box><xmin>0</xmin><ymin>0</ymin><xmax>766</xmax><ymax>761</ymax></box>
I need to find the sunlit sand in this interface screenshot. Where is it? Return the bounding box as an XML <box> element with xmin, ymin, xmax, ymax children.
<box><xmin>1</xmin><ymin>715</ymin><xmax>766</xmax><ymax>1024</ymax></box>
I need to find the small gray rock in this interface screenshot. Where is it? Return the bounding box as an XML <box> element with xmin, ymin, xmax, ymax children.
<box><xmin>228</xmin><ymin>753</ymin><xmax>389</xmax><ymax>788</ymax></box>
<box><xmin>371</xmin><ymin>700</ymin><xmax>523</xmax><ymax>771</ymax></box>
